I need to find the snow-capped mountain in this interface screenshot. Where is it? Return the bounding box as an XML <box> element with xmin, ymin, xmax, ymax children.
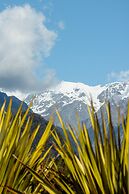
<box><xmin>25</xmin><ymin>81</ymin><xmax>129</xmax><ymax>127</ymax></box>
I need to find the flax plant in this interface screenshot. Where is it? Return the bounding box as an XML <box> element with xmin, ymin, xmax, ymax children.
<box><xmin>0</xmin><ymin>99</ymin><xmax>56</xmax><ymax>194</ymax></box>
<box><xmin>1</xmin><ymin>100</ymin><xmax>129</xmax><ymax>194</ymax></box>
<box><xmin>50</xmin><ymin>102</ymin><xmax>129</xmax><ymax>194</ymax></box>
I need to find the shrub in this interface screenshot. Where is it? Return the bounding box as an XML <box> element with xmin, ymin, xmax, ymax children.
<box><xmin>0</xmin><ymin>100</ymin><xmax>129</xmax><ymax>194</ymax></box>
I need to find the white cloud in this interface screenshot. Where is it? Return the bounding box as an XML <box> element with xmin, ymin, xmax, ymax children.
<box><xmin>58</xmin><ymin>21</ymin><xmax>65</xmax><ymax>30</ymax></box>
<box><xmin>107</xmin><ymin>70</ymin><xmax>129</xmax><ymax>82</ymax></box>
<box><xmin>0</xmin><ymin>4</ymin><xmax>57</xmax><ymax>91</ymax></box>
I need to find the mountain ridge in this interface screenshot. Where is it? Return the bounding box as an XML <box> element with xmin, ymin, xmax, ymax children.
<box><xmin>24</xmin><ymin>80</ymin><xmax>129</xmax><ymax>127</ymax></box>
<box><xmin>1</xmin><ymin>80</ymin><xmax>129</xmax><ymax>127</ymax></box>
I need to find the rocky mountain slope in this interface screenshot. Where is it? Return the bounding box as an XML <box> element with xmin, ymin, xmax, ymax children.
<box><xmin>0</xmin><ymin>91</ymin><xmax>63</xmax><ymax>153</ymax></box>
<box><xmin>0</xmin><ymin>91</ymin><xmax>28</xmax><ymax>113</ymax></box>
<box><xmin>25</xmin><ymin>81</ymin><xmax>129</xmax><ymax>128</ymax></box>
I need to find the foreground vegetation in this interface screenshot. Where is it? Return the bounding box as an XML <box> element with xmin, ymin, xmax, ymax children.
<box><xmin>0</xmin><ymin>100</ymin><xmax>129</xmax><ymax>193</ymax></box>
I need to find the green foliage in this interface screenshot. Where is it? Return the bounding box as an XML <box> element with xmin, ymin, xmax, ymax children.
<box><xmin>0</xmin><ymin>100</ymin><xmax>129</xmax><ymax>193</ymax></box>
<box><xmin>0</xmin><ymin>99</ymin><xmax>55</xmax><ymax>193</ymax></box>
<box><xmin>51</xmin><ymin>103</ymin><xmax>129</xmax><ymax>194</ymax></box>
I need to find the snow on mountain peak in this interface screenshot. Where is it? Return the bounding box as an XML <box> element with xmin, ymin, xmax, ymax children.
<box><xmin>49</xmin><ymin>81</ymin><xmax>105</xmax><ymax>97</ymax></box>
<box><xmin>48</xmin><ymin>81</ymin><xmax>106</xmax><ymax>108</ymax></box>
<box><xmin>1</xmin><ymin>80</ymin><xmax>129</xmax><ymax>128</ymax></box>
<box><xmin>24</xmin><ymin>81</ymin><xmax>108</xmax><ymax>117</ymax></box>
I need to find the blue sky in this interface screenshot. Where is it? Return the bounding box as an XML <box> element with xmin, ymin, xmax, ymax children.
<box><xmin>0</xmin><ymin>0</ymin><xmax>129</xmax><ymax>90</ymax></box>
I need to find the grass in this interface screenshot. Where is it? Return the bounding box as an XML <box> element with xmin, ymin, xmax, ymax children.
<box><xmin>0</xmin><ymin>100</ymin><xmax>129</xmax><ymax>193</ymax></box>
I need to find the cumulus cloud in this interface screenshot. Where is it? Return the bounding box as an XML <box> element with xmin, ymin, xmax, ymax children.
<box><xmin>107</xmin><ymin>70</ymin><xmax>129</xmax><ymax>82</ymax></box>
<box><xmin>0</xmin><ymin>4</ymin><xmax>57</xmax><ymax>91</ymax></box>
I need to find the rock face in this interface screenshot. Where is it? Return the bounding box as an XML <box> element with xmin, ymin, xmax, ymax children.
<box><xmin>0</xmin><ymin>91</ymin><xmax>28</xmax><ymax>113</ymax></box>
<box><xmin>25</xmin><ymin>81</ymin><xmax>129</xmax><ymax>128</ymax></box>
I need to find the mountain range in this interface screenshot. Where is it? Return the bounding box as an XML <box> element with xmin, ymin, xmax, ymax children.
<box><xmin>25</xmin><ymin>81</ymin><xmax>129</xmax><ymax>128</ymax></box>
<box><xmin>1</xmin><ymin>81</ymin><xmax>129</xmax><ymax>129</ymax></box>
